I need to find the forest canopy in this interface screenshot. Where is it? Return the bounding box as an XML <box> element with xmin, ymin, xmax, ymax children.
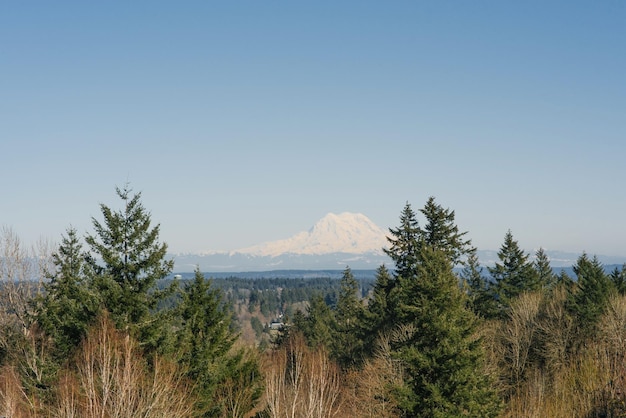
<box><xmin>1</xmin><ymin>187</ymin><xmax>626</xmax><ymax>417</ymax></box>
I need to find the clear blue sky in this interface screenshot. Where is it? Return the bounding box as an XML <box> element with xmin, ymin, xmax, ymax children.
<box><xmin>2</xmin><ymin>2</ymin><xmax>625</xmax><ymax>257</ymax></box>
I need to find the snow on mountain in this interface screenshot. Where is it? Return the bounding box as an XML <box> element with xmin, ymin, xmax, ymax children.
<box><xmin>234</xmin><ymin>212</ymin><xmax>389</xmax><ymax>257</ymax></box>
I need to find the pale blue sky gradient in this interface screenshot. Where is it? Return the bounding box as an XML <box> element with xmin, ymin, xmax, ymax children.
<box><xmin>2</xmin><ymin>2</ymin><xmax>625</xmax><ymax>257</ymax></box>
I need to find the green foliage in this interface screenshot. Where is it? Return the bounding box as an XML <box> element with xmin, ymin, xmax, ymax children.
<box><xmin>214</xmin><ymin>348</ymin><xmax>264</xmax><ymax>418</ymax></box>
<box><xmin>212</xmin><ymin>275</ymin><xmax>345</xmax><ymax>314</ymax></box>
<box><xmin>176</xmin><ymin>268</ymin><xmax>262</xmax><ymax>417</ymax></box>
<box><xmin>250</xmin><ymin>316</ymin><xmax>264</xmax><ymax>339</ymax></box>
<box><xmin>534</xmin><ymin>247</ymin><xmax>557</xmax><ymax>290</ymax></box>
<box><xmin>419</xmin><ymin>196</ymin><xmax>474</xmax><ymax>266</ymax></box>
<box><xmin>385</xmin><ymin>202</ymin><xmax>421</xmax><ymax>281</ymax></box>
<box><xmin>362</xmin><ymin>264</ymin><xmax>395</xmax><ymax>356</ymax></box>
<box><xmin>85</xmin><ymin>185</ymin><xmax>176</xmax><ymax>352</ymax></box>
<box><xmin>393</xmin><ymin>247</ymin><xmax>501</xmax><ymax>417</ymax></box>
<box><xmin>609</xmin><ymin>264</ymin><xmax>626</xmax><ymax>295</ymax></box>
<box><xmin>386</xmin><ymin>198</ymin><xmax>474</xmax><ymax>277</ymax></box>
<box><xmin>556</xmin><ymin>268</ymin><xmax>575</xmax><ymax>289</ymax></box>
<box><xmin>567</xmin><ymin>253</ymin><xmax>614</xmax><ymax>341</ymax></box>
<box><xmin>489</xmin><ymin>230</ymin><xmax>539</xmax><ymax>312</ymax></box>
<box><xmin>461</xmin><ymin>248</ymin><xmax>499</xmax><ymax>318</ymax></box>
<box><xmin>382</xmin><ymin>201</ymin><xmax>500</xmax><ymax>416</ymax></box>
<box><xmin>332</xmin><ymin>266</ymin><xmax>365</xmax><ymax>368</ymax></box>
<box><xmin>295</xmin><ymin>293</ymin><xmax>336</xmax><ymax>350</ymax></box>
<box><xmin>176</xmin><ymin>268</ymin><xmax>236</xmax><ymax>374</ymax></box>
<box><xmin>34</xmin><ymin>227</ymin><xmax>101</xmax><ymax>362</ymax></box>
<box><xmin>21</xmin><ymin>190</ymin><xmax>626</xmax><ymax>418</ymax></box>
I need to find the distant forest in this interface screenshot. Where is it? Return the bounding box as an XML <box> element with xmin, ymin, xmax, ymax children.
<box><xmin>2</xmin><ymin>186</ymin><xmax>626</xmax><ymax>417</ymax></box>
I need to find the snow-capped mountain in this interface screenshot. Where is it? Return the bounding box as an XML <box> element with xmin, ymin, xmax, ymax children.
<box><xmin>235</xmin><ymin>212</ymin><xmax>388</xmax><ymax>257</ymax></box>
<box><xmin>170</xmin><ymin>212</ymin><xmax>626</xmax><ymax>273</ymax></box>
<box><xmin>172</xmin><ymin>212</ymin><xmax>392</xmax><ymax>272</ymax></box>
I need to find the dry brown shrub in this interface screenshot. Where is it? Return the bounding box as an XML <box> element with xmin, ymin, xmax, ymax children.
<box><xmin>0</xmin><ymin>365</ymin><xmax>37</xmax><ymax>418</ymax></box>
<box><xmin>342</xmin><ymin>334</ymin><xmax>403</xmax><ymax>418</ymax></box>
<box><xmin>503</xmin><ymin>293</ymin><xmax>626</xmax><ymax>417</ymax></box>
<box><xmin>497</xmin><ymin>291</ymin><xmax>542</xmax><ymax>390</ymax></box>
<box><xmin>536</xmin><ymin>285</ymin><xmax>575</xmax><ymax>375</ymax></box>
<box><xmin>263</xmin><ymin>333</ymin><xmax>342</xmax><ymax>418</ymax></box>
<box><xmin>52</xmin><ymin>312</ymin><xmax>196</xmax><ymax>418</ymax></box>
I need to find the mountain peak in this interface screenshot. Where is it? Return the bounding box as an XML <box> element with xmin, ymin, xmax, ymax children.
<box><xmin>235</xmin><ymin>212</ymin><xmax>388</xmax><ymax>257</ymax></box>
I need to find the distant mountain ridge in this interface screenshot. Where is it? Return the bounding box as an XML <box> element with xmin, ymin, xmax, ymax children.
<box><xmin>170</xmin><ymin>213</ymin><xmax>626</xmax><ymax>272</ymax></box>
<box><xmin>173</xmin><ymin>212</ymin><xmax>391</xmax><ymax>272</ymax></box>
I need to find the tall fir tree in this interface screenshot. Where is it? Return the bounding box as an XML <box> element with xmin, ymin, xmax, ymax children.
<box><xmin>419</xmin><ymin>196</ymin><xmax>474</xmax><ymax>266</ymax></box>
<box><xmin>534</xmin><ymin>247</ymin><xmax>557</xmax><ymax>290</ymax></box>
<box><xmin>332</xmin><ymin>266</ymin><xmax>365</xmax><ymax>368</ymax></box>
<box><xmin>381</xmin><ymin>202</ymin><xmax>501</xmax><ymax>416</ymax></box>
<box><xmin>35</xmin><ymin>227</ymin><xmax>101</xmax><ymax>362</ymax></box>
<box><xmin>461</xmin><ymin>248</ymin><xmax>498</xmax><ymax>318</ymax></box>
<box><xmin>366</xmin><ymin>264</ymin><xmax>393</xmax><ymax>322</ymax></box>
<box><xmin>299</xmin><ymin>293</ymin><xmax>335</xmax><ymax>350</ymax></box>
<box><xmin>176</xmin><ymin>268</ymin><xmax>260</xmax><ymax>417</ymax></box>
<box><xmin>609</xmin><ymin>264</ymin><xmax>626</xmax><ymax>295</ymax></box>
<box><xmin>362</xmin><ymin>264</ymin><xmax>395</xmax><ymax>356</ymax></box>
<box><xmin>385</xmin><ymin>202</ymin><xmax>421</xmax><ymax>281</ymax></box>
<box><xmin>393</xmin><ymin>247</ymin><xmax>501</xmax><ymax>417</ymax></box>
<box><xmin>488</xmin><ymin>230</ymin><xmax>539</xmax><ymax>312</ymax></box>
<box><xmin>566</xmin><ymin>253</ymin><xmax>614</xmax><ymax>342</ymax></box>
<box><xmin>85</xmin><ymin>185</ymin><xmax>176</xmax><ymax>352</ymax></box>
<box><xmin>386</xmin><ymin>198</ymin><xmax>474</xmax><ymax>279</ymax></box>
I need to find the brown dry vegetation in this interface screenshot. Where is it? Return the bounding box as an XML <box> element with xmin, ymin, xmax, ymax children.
<box><xmin>487</xmin><ymin>290</ymin><xmax>626</xmax><ymax>418</ymax></box>
<box><xmin>255</xmin><ymin>290</ymin><xmax>626</xmax><ymax>418</ymax></box>
<box><xmin>1</xmin><ymin>313</ymin><xmax>197</xmax><ymax>418</ymax></box>
<box><xmin>4</xmin><ymin>227</ymin><xmax>626</xmax><ymax>416</ymax></box>
<box><xmin>257</xmin><ymin>332</ymin><xmax>405</xmax><ymax>418</ymax></box>
<box><xmin>5</xmin><ymin>290</ymin><xmax>626</xmax><ymax>417</ymax></box>
<box><xmin>262</xmin><ymin>333</ymin><xmax>343</xmax><ymax>418</ymax></box>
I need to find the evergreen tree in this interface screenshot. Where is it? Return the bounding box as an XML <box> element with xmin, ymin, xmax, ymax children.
<box><xmin>534</xmin><ymin>247</ymin><xmax>557</xmax><ymax>290</ymax></box>
<box><xmin>274</xmin><ymin>309</ymin><xmax>304</xmax><ymax>348</ymax></box>
<box><xmin>300</xmin><ymin>293</ymin><xmax>335</xmax><ymax>350</ymax></box>
<box><xmin>609</xmin><ymin>264</ymin><xmax>626</xmax><ymax>295</ymax></box>
<box><xmin>419</xmin><ymin>196</ymin><xmax>474</xmax><ymax>266</ymax></box>
<box><xmin>176</xmin><ymin>268</ymin><xmax>261</xmax><ymax>417</ymax></box>
<box><xmin>362</xmin><ymin>264</ymin><xmax>395</xmax><ymax>356</ymax></box>
<box><xmin>488</xmin><ymin>230</ymin><xmax>539</xmax><ymax>312</ymax></box>
<box><xmin>35</xmin><ymin>227</ymin><xmax>101</xmax><ymax>362</ymax></box>
<box><xmin>385</xmin><ymin>202</ymin><xmax>421</xmax><ymax>281</ymax></box>
<box><xmin>386</xmin><ymin>198</ymin><xmax>474</xmax><ymax>278</ymax></box>
<box><xmin>556</xmin><ymin>269</ymin><xmax>575</xmax><ymax>289</ymax></box>
<box><xmin>332</xmin><ymin>266</ymin><xmax>365</xmax><ymax>368</ymax></box>
<box><xmin>566</xmin><ymin>253</ymin><xmax>614</xmax><ymax>341</ymax></box>
<box><xmin>85</xmin><ymin>185</ymin><xmax>176</xmax><ymax>352</ymax></box>
<box><xmin>461</xmin><ymin>248</ymin><xmax>498</xmax><ymax>318</ymax></box>
<box><xmin>393</xmin><ymin>247</ymin><xmax>501</xmax><ymax>417</ymax></box>
<box><xmin>382</xmin><ymin>203</ymin><xmax>501</xmax><ymax>416</ymax></box>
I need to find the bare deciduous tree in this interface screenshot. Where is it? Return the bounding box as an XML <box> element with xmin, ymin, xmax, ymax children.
<box><xmin>264</xmin><ymin>333</ymin><xmax>342</xmax><ymax>418</ymax></box>
<box><xmin>343</xmin><ymin>334</ymin><xmax>403</xmax><ymax>418</ymax></box>
<box><xmin>0</xmin><ymin>228</ymin><xmax>53</xmax><ymax>334</ymax></box>
<box><xmin>536</xmin><ymin>285</ymin><xmax>575</xmax><ymax>375</ymax></box>
<box><xmin>0</xmin><ymin>226</ymin><xmax>37</xmax><ymax>334</ymax></box>
<box><xmin>56</xmin><ymin>312</ymin><xmax>196</xmax><ymax>418</ymax></box>
<box><xmin>0</xmin><ymin>365</ymin><xmax>36</xmax><ymax>418</ymax></box>
<box><xmin>498</xmin><ymin>291</ymin><xmax>542</xmax><ymax>389</ymax></box>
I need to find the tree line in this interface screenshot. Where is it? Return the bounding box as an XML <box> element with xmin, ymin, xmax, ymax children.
<box><xmin>2</xmin><ymin>188</ymin><xmax>626</xmax><ymax>417</ymax></box>
<box><xmin>269</xmin><ymin>198</ymin><xmax>626</xmax><ymax>417</ymax></box>
<box><xmin>1</xmin><ymin>185</ymin><xmax>261</xmax><ymax>417</ymax></box>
